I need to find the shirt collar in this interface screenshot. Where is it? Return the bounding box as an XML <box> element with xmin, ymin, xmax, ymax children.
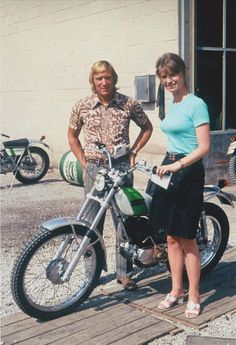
<box><xmin>91</xmin><ymin>92</ymin><xmax>120</xmax><ymax>109</ymax></box>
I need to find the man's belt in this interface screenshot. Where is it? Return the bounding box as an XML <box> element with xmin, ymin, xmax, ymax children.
<box><xmin>86</xmin><ymin>157</ymin><xmax>108</xmax><ymax>165</ymax></box>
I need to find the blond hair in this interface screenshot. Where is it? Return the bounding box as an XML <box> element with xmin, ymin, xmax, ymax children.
<box><xmin>89</xmin><ymin>60</ymin><xmax>118</xmax><ymax>92</ymax></box>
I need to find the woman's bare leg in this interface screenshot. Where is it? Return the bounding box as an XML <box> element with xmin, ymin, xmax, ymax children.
<box><xmin>167</xmin><ymin>235</ymin><xmax>185</xmax><ymax>297</ymax></box>
<box><xmin>183</xmin><ymin>238</ymin><xmax>200</xmax><ymax>302</ymax></box>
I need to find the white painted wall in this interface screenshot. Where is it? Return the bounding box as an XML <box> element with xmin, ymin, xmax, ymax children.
<box><xmin>0</xmin><ymin>0</ymin><xmax>179</xmax><ymax>166</ymax></box>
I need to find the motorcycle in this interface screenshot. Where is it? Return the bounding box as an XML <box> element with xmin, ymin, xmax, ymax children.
<box><xmin>0</xmin><ymin>133</ymin><xmax>50</xmax><ymax>186</ymax></box>
<box><xmin>227</xmin><ymin>135</ymin><xmax>236</xmax><ymax>184</ymax></box>
<box><xmin>11</xmin><ymin>143</ymin><xmax>234</xmax><ymax>320</ymax></box>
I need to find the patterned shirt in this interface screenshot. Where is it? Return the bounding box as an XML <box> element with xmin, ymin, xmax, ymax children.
<box><xmin>69</xmin><ymin>91</ymin><xmax>150</xmax><ymax>159</ymax></box>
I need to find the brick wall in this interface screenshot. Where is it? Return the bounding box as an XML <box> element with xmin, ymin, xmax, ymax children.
<box><xmin>0</xmin><ymin>0</ymin><xmax>179</xmax><ymax>166</ymax></box>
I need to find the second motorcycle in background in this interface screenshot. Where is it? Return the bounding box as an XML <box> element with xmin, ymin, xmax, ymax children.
<box><xmin>0</xmin><ymin>133</ymin><xmax>50</xmax><ymax>186</ymax></box>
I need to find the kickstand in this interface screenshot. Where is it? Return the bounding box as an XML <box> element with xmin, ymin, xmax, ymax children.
<box><xmin>9</xmin><ymin>172</ymin><xmax>17</xmax><ymax>190</ymax></box>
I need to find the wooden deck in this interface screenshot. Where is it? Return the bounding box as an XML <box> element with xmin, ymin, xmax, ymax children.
<box><xmin>1</xmin><ymin>248</ymin><xmax>236</xmax><ymax>345</ymax></box>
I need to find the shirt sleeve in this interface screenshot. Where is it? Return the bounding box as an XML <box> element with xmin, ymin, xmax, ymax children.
<box><xmin>68</xmin><ymin>102</ymin><xmax>83</xmax><ymax>132</ymax></box>
<box><xmin>130</xmin><ymin>100</ymin><xmax>150</xmax><ymax>128</ymax></box>
<box><xmin>192</xmin><ymin>98</ymin><xmax>210</xmax><ymax>128</ymax></box>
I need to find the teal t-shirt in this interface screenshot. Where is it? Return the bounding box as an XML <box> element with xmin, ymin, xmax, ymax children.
<box><xmin>160</xmin><ymin>93</ymin><xmax>210</xmax><ymax>154</ymax></box>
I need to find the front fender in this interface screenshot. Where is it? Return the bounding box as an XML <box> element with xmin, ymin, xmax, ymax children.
<box><xmin>42</xmin><ymin>216</ymin><xmax>86</xmax><ymax>231</ymax></box>
<box><xmin>204</xmin><ymin>185</ymin><xmax>235</xmax><ymax>207</ymax></box>
<box><xmin>42</xmin><ymin>217</ymin><xmax>107</xmax><ymax>271</ymax></box>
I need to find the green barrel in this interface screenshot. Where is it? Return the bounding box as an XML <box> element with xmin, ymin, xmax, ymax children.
<box><xmin>59</xmin><ymin>150</ymin><xmax>84</xmax><ymax>186</ymax></box>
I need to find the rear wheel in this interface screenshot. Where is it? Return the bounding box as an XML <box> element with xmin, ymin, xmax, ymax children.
<box><xmin>229</xmin><ymin>154</ymin><xmax>236</xmax><ymax>184</ymax></box>
<box><xmin>11</xmin><ymin>225</ymin><xmax>104</xmax><ymax>320</ymax></box>
<box><xmin>15</xmin><ymin>146</ymin><xmax>49</xmax><ymax>184</ymax></box>
<box><xmin>196</xmin><ymin>202</ymin><xmax>229</xmax><ymax>278</ymax></box>
<box><xmin>180</xmin><ymin>202</ymin><xmax>229</xmax><ymax>280</ymax></box>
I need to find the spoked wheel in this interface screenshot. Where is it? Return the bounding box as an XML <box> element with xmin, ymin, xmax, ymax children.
<box><xmin>15</xmin><ymin>146</ymin><xmax>49</xmax><ymax>184</ymax></box>
<box><xmin>197</xmin><ymin>202</ymin><xmax>229</xmax><ymax>278</ymax></box>
<box><xmin>229</xmin><ymin>155</ymin><xmax>236</xmax><ymax>184</ymax></box>
<box><xmin>11</xmin><ymin>225</ymin><xmax>104</xmax><ymax>320</ymax></box>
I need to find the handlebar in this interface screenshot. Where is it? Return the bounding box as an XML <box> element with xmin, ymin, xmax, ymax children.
<box><xmin>90</xmin><ymin>142</ymin><xmax>157</xmax><ymax>176</ymax></box>
<box><xmin>92</xmin><ymin>142</ymin><xmax>130</xmax><ymax>169</ymax></box>
<box><xmin>132</xmin><ymin>160</ymin><xmax>156</xmax><ymax>176</ymax></box>
<box><xmin>1</xmin><ymin>133</ymin><xmax>10</xmax><ymax>138</ymax></box>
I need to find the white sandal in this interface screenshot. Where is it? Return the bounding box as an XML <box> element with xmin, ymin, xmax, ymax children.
<box><xmin>158</xmin><ymin>293</ymin><xmax>184</xmax><ymax>310</ymax></box>
<box><xmin>185</xmin><ymin>300</ymin><xmax>200</xmax><ymax>318</ymax></box>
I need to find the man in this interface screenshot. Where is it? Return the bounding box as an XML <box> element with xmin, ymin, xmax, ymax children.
<box><xmin>68</xmin><ymin>60</ymin><xmax>153</xmax><ymax>290</ymax></box>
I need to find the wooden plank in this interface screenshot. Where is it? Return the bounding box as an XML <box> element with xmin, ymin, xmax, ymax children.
<box><xmin>50</xmin><ymin>313</ymin><xmax>171</xmax><ymax>345</ymax></box>
<box><xmin>2</xmin><ymin>248</ymin><xmax>235</xmax><ymax>345</ymax></box>
<box><xmin>165</xmin><ymin>296</ymin><xmax>236</xmax><ymax>326</ymax></box>
<box><xmin>2</xmin><ymin>296</ymin><xmax>126</xmax><ymax>344</ymax></box>
<box><xmin>81</xmin><ymin>316</ymin><xmax>174</xmax><ymax>345</ymax></box>
<box><xmin>101</xmin><ymin>251</ymin><xmax>236</xmax><ymax>308</ymax></box>
<box><xmin>2</xmin><ymin>304</ymin><xmax>142</xmax><ymax>345</ymax></box>
<box><xmin>101</xmin><ymin>289</ymin><xmax>200</xmax><ymax>330</ymax></box>
<box><xmin>148</xmin><ymin>280</ymin><xmax>236</xmax><ymax>317</ymax></box>
<box><xmin>2</xmin><ymin>296</ymin><xmax>176</xmax><ymax>345</ymax></box>
<box><xmin>1</xmin><ymin>312</ymin><xmax>29</xmax><ymax>327</ymax></box>
<box><xmin>186</xmin><ymin>335</ymin><xmax>236</xmax><ymax>345</ymax></box>
<box><xmin>102</xmin><ymin>272</ymin><xmax>172</xmax><ymax>307</ymax></box>
<box><xmin>12</xmin><ymin>304</ymin><xmax>173</xmax><ymax>345</ymax></box>
<box><xmin>37</xmin><ymin>305</ymin><xmax>147</xmax><ymax>345</ymax></box>
<box><xmin>149</xmin><ymin>290</ymin><xmax>236</xmax><ymax>329</ymax></box>
<box><xmin>111</xmin><ymin>255</ymin><xmax>236</xmax><ymax>307</ymax></box>
<box><xmin>1</xmin><ymin>293</ymin><xmax>120</xmax><ymax>336</ymax></box>
<box><xmin>100</xmin><ymin>252</ymin><xmax>236</xmax><ymax>330</ymax></box>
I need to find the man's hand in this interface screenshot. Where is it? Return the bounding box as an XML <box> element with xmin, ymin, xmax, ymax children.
<box><xmin>129</xmin><ymin>152</ymin><xmax>137</xmax><ymax>167</ymax></box>
<box><xmin>68</xmin><ymin>127</ymin><xmax>87</xmax><ymax>169</ymax></box>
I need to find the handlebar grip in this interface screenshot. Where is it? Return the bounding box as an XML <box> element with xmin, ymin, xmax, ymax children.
<box><xmin>152</xmin><ymin>166</ymin><xmax>157</xmax><ymax>174</ymax></box>
<box><xmin>1</xmin><ymin>133</ymin><xmax>10</xmax><ymax>138</ymax></box>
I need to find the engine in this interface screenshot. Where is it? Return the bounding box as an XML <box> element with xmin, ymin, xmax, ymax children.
<box><xmin>124</xmin><ymin>216</ymin><xmax>165</xmax><ymax>247</ymax></box>
<box><xmin>0</xmin><ymin>151</ymin><xmax>14</xmax><ymax>174</ymax></box>
<box><xmin>119</xmin><ymin>216</ymin><xmax>168</xmax><ymax>266</ymax></box>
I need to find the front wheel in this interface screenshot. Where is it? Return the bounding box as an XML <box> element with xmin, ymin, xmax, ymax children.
<box><xmin>197</xmin><ymin>202</ymin><xmax>229</xmax><ymax>278</ymax></box>
<box><xmin>11</xmin><ymin>225</ymin><xmax>104</xmax><ymax>320</ymax></box>
<box><xmin>15</xmin><ymin>146</ymin><xmax>49</xmax><ymax>184</ymax></box>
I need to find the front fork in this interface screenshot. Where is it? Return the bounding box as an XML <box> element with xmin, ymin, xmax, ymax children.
<box><xmin>60</xmin><ymin>235</ymin><xmax>92</xmax><ymax>282</ymax></box>
<box><xmin>60</xmin><ymin>186</ymin><xmax>115</xmax><ymax>282</ymax></box>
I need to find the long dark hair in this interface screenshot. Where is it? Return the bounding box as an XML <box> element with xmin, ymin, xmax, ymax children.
<box><xmin>155</xmin><ymin>53</ymin><xmax>187</xmax><ymax>86</ymax></box>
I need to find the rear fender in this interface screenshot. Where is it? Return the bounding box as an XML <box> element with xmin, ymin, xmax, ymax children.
<box><xmin>42</xmin><ymin>217</ymin><xmax>107</xmax><ymax>271</ymax></box>
<box><xmin>29</xmin><ymin>141</ymin><xmax>50</xmax><ymax>149</ymax></box>
<box><xmin>227</xmin><ymin>141</ymin><xmax>236</xmax><ymax>155</ymax></box>
<box><xmin>204</xmin><ymin>185</ymin><xmax>235</xmax><ymax>207</ymax></box>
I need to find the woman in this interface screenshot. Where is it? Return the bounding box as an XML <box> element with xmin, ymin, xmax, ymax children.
<box><xmin>152</xmin><ymin>53</ymin><xmax>210</xmax><ymax>318</ymax></box>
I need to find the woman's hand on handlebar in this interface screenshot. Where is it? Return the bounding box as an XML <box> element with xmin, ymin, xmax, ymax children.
<box><xmin>156</xmin><ymin>161</ymin><xmax>182</xmax><ymax>176</ymax></box>
<box><xmin>129</xmin><ymin>152</ymin><xmax>137</xmax><ymax>167</ymax></box>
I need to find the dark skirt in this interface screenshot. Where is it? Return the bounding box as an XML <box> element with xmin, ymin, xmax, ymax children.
<box><xmin>149</xmin><ymin>155</ymin><xmax>205</xmax><ymax>239</ymax></box>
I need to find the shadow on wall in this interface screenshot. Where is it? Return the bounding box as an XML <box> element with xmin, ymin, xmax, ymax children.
<box><xmin>203</xmin><ymin>129</ymin><xmax>236</xmax><ymax>185</ymax></box>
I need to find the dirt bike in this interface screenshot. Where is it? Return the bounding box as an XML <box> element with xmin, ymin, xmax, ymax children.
<box><xmin>0</xmin><ymin>133</ymin><xmax>50</xmax><ymax>186</ymax></box>
<box><xmin>227</xmin><ymin>135</ymin><xmax>236</xmax><ymax>184</ymax></box>
<box><xmin>11</xmin><ymin>143</ymin><xmax>234</xmax><ymax>320</ymax></box>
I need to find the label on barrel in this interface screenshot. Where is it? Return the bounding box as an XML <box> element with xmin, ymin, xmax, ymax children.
<box><xmin>59</xmin><ymin>151</ymin><xmax>84</xmax><ymax>186</ymax></box>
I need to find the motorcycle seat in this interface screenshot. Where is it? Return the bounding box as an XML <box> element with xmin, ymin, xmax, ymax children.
<box><xmin>3</xmin><ymin>138</ymin><xmax>29</xmax><ymax>148</ymax></box>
